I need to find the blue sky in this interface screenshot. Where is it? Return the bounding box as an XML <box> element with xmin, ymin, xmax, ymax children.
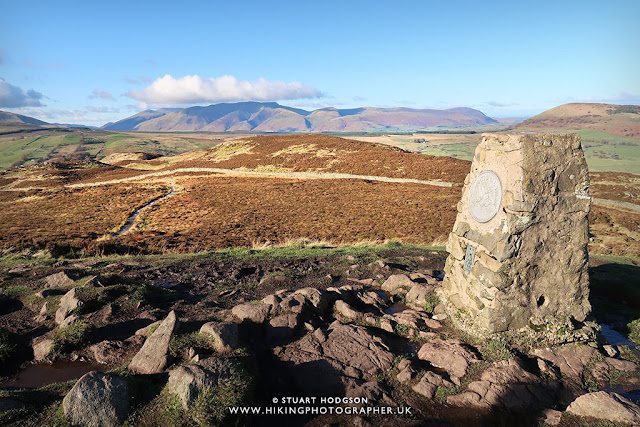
<box><xmin>1</xmin><ymin>0</ymin><xmax>638</xmax><ymax>126</ymax></box>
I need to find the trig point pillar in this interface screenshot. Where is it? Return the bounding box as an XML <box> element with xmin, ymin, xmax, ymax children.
<box><xmin>440</xmin><ymin>133</ymin><xmax>592</xmax><ymax>338</ymax></box>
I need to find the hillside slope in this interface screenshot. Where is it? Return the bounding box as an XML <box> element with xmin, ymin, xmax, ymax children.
<box><xmin>518</xmin><ymin>103</ymin><xmax>640</xmax><ymax>138</ymax></box>
<box><xmin>103</xmin><ymin>102</ymin><xmax>498</xmax><ymax>132</ymax></box>
<box><xmin>0</xmin><ymin>110</ymin><xmax>48</xmax><ymax>126</ymax></box>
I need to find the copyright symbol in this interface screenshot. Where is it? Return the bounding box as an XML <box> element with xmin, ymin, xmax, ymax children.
<box><xmin>272</xmin><ymin>397</ymin><xmax>278</xmax><ymax>403</ymax></box>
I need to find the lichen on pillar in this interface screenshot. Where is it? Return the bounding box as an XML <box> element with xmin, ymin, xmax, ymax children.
<box><xmin>439</xmin><ymin>133</ymin><xmax>596</xmax><ymax>344</ymax></box>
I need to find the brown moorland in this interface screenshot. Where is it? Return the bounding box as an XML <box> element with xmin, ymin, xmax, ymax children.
<box><xmin>0</xmin><ymin>134</ymin><xmax>638</xmax><ymax>257</ymax></box>
<box><xmin>137</xmin><ymin>134</ymin><xmax>471</xmax><ymax>183</ymax></box>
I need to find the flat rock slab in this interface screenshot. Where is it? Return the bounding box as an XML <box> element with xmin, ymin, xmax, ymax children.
<box><xmin>566</xmin><ymin>391</ymin><xmax>640</xmax><ymax>425</ymax></box>
<box><xmin>532</xmin><ymin>343</ymin><xmax>599</xmax><ymax>379</ymax></box>
<box><xmin>277</xmin><ymin>322</ymin><xmax>394</xmax><ymax>395</ymax></box>
<box><xmin>128</xmin><ymin>311</ymin><xmax>177</xmax><ymax>374</ymax></box>
<box><xmin>46</xmin><ymin>271</ymin><xmax>74</xmax><ymax>287</ymax></box>
<box><xmin>417</xmin><ymin>338</ymin><xmax>478</xmax><ymax>379</ymax></box>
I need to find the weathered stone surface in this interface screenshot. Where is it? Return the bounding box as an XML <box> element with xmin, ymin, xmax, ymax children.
<box><xmin>448</xmin><ymin>381</ymin><xmax>543</xmax><ymax>412</ymax></box>
<box><xmin>46</xmin><ymin>271</ymin><xmax>74</xmax><ymax>287</ymax></box>
<box><xmin>532</xmin><ymin>344</ymin><xmax>599</xmax><ymax>379</ymax></box>
<box><xmin>134</xmin><ymin>320</ymin><xmax>160</xmax><ymax>336</ymax></box>
<box><xmin>388</xmin><ymin>309</ymin><xmax>441</xmax><ymax>331</ymax></box>
<box><xmin>294</xmin><ymin>287</ymin><xmax>332</xmax><ymax>314</ymax></box>
<box><xmin>232</xmin><ymin>303</ymin><xmax>270</xmax><ymax>323</ymax></box>
<box><xmin>167</xmin><ymin>358</ymin><xmax>231</xmax><ymax>409</ymax></box>
<box><xmin>334</xmin><ymin>300</ymin><xmax>363</xmax><ymax>322</ymax></box>
<box><xmin>405</xmin><ymin>284</ymin><xmax>436</xmax><ymax>310</ymax></box>
<box><xmin>540</xmin><ymin>408</ymin><xmax>562</xmax><ymax>426</ymax></box>
<box><xmin>279</xmin><ymin>294</ymin><xmax>307</xmax><ymax>314</ymax></box>
<box><xmin>33</xmin><ymin>338</ymin><xmax>53</xmax><ymax>361</ymax></box>
<box><xmin>90</xmin><ymin>340</ymin><xmax>126</xmax><ymax>365</ymax></box>
<box><xmin>381</xmin><ymin>274</ymin><xmax>414</xmax><ymax>292</ymax></box>
<box><xmin>277</xmin><ymin>323</ymin><xmax>394</xmax><ymax>395</ymax></box>
<box><xmin>412</xmin><ymin>376</ymin><xmax>437</xmax><ymax>398</ymax></box>
<box><xmin>417</xmin><ymin>339</ymin><xmax>478</xmax><ymax>379</ymax></box>
<box><xmin>55</xmin><ymin>288</ymin><xmax>81</xmax><ymax>325</ymax></box>
<box><xmin>267</xmin><ymin>313</ymin><xmax>302</xmax><ymax>342</ymax></box>
<box><xmin>566</xmin><ymin>391</ymin><xmax>640</xmax><ymax>425</ymax></box>
<box><xmin>62</xmin><ymin>371</ymin><xmax>129</xmax><ymax>427</ymax></box>
<box><xmin>200</xmin><ymin>321</ymin><xmax>239</xmax><ymax>353</ymax></box>
<box><xmin>34</xmin><ymin>302</ymin><xmax>48</xmax><ymax>322</ymax></box>
<box><xmin>128</xmin><ymin>311</ymin><xmax>177</xmax><ymax>374</ymax></box>
<box><xmin>480</xmin><ymin>358</ymin><xmax>538</xmax><ymax>384</ymax></box>
<box><xmin>441</xmin><ymin>133</ymin><xmax>592</xmax><ymax>337</ymax></box>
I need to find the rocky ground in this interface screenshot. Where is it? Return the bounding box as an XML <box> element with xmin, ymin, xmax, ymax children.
<box><xmin>0</xmin><ymin>244</ymin><xmax>639</xmax><ymax>426</ymax></box>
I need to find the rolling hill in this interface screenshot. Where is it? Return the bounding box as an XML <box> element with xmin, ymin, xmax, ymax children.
<box><xmin>517</xmin><ymin>103</ymin><xmax>640</xmax><ymax>138</ymax></box>
<box><xmin>102</xmin><ymin>102</ymin><xmax>498</xmax><ymax>132</ymax></box>
<box><xmin>0</xmin><ymin>110</ymin><xmax>49</xmax><ymax>126</ymax></box>
<box><xmin>517</xmin><ymin>103</ymin><xmax>640</xmax><ymax>173</ymax></box>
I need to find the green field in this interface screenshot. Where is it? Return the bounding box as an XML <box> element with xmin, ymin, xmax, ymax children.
<box><xmin>0</xmin><ymin>128</ymin><xmax>228</xmax><ymax>169</ymax></box>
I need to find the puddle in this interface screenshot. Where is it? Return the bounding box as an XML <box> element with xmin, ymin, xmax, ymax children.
<box><xmin>0</xmin><ymin>360</ymin><xmax>106</xmax><ymax>390</ymax></box>
<box><xmin>113</xmin><ymin>187</ymin><xmax>174</xmax><ymax>237</ymax></box>
<box><xmin>600</xmin><ymin>324</ymin><xmax>636</xmax><ymax>348</ymax></box>
<box><xmin>384</xmin><ymin>302</ymin><xmax>410</xmax><ymax>315</ymax></box>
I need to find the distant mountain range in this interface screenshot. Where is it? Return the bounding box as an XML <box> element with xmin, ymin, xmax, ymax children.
<box><xmin>101</xmin><ymin>102</ymin><xmax>498</xmax><ymax>132</ymax></box>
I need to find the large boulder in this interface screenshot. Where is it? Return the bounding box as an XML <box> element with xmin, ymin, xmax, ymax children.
<box><xmin>167</xmin><ymin>358</ymin><xmax>231</xmax><ymax>409</ymax></box>
<box><xmin>62</xmin><ymin>371</ymin><xmax>129</xmax><ymax>427</ymax></box>
<box><xmin>55</xmin><ymin>288</ymin><xmax>81</xmax><ymax>325</ymax></box>
<box><xmin>566</xmin><ymin>391</ymin><xmax>640</xmax><ymax>425</ymax></box>
<box><xmin>128</xmin><ymin>311</ymin><xmax>177</xmax><ymax>374</ymax></box>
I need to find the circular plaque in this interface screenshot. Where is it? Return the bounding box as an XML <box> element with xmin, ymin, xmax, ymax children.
<box><xmin>468</xmin><ymin>170</ymin><xmax>502</xmax><ymax>223</ymax></box>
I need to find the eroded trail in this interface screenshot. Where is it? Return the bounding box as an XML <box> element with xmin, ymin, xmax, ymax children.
<box><xmin>64</xmin><ymin>167</ymin><xmax>457</xmax><ymax>188</ymax></box>
<box><xmin>112</xmin><ymin>186</ymin><xmax>175</xmax><ymax>237</ymax></box>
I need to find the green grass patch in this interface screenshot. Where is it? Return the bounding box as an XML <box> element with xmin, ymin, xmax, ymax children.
<box><xmin>51</xmin><ymin>320</ymin><xmax>94</xmax><ymax>356</ymax></box>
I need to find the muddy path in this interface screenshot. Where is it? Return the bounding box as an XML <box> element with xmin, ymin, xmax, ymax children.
<box><xmin>112</xmin><ymin>186</ymin><xmax>175</xmax><ymax>237</ymax></box>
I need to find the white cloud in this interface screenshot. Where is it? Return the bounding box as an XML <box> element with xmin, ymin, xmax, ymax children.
<box><xmin>126</xmin><ymin>74</ymin><xmax>324</xmax><ymax>105</ymax></box>
<box><xmin>0</xmin><ymin>78</ymin><xmax>44</xmax><ymax>107</ymax></box>
<box><xmin>90</xmin><ymin>89</ymin><xmax>115</xmax><ymax>100</ymax></box>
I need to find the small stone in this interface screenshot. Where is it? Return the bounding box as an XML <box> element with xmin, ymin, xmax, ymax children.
<box><xmin>396</xmin><ymin>367</ymin><xmax>415</xmax><ymax>383</ymax></box>
<box><xmin>46</xmin><ymin>271</ymin><xmax>74</xmax><ymax>287</ymax></box>
<box><xmin>90</xmin><ymin>340</ymin><xmax>125</xmax><ymax>364</ymax></box>
<box><xmin>381</xmin><ymin>274</ymin><xmax>414</xmax><ymax>292</ymax></box>
<box><xmin>412</xmin><ymin>376</ymin><xmax>437</xmax><ymax>399</ymax></box>
<box><xmin>540</xmin><ymin>408</ymin><xmax>562</xmax><ymax>426</ymax></box>
<box><xmin>200</xmin><ymin>321</ymin><xmax>239</xmax><ymax>353</ymax></box>
<box><xmin>33</xmin><ymin>339</ymin><xmax>53</xmax><ymax>361</ymax></box>
<box><xmin>231</xmin><ymin>303</ymin><xmax>270</xmax><ymax>323</ymax></box>
<box><xmin>334</xmin><ymin>300</ymin><xmax>363</xmax><ymax>322</ymax></box>
<box><xmin>55</xmin><ymin>288</ymin><xmax>81</xmax><ymax>325</ymax></box>
<box><xmin>602</xmin><ymin>345</ymin><xmax>618</xmax><ymax>358</ymax></box>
